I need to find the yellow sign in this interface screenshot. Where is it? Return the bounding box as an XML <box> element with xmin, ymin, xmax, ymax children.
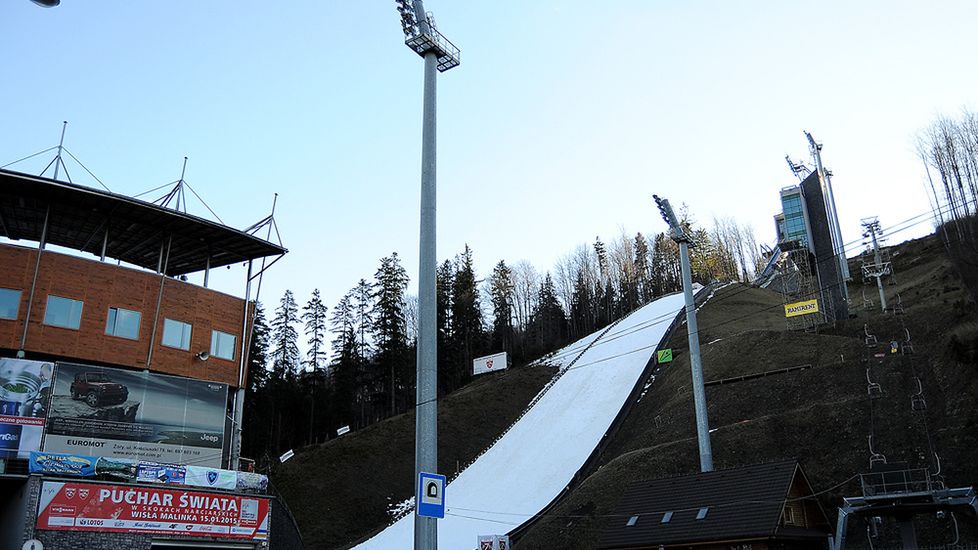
<box><xmin>784</xmin><ymin>299</ymin><xmax>819</xmax><ymax>318</ymax></box>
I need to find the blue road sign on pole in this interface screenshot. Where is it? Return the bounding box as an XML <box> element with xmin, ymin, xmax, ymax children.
<box><xmin>417</xmin><ymin>472</ymin><xmax>446</xmax><ymax>519</ymax></box>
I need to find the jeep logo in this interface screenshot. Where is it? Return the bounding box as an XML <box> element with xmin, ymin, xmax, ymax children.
<box><xmin>200</xmin><ymin>434</ymin><xmax>219</xmax><ymax>442</ymax></box>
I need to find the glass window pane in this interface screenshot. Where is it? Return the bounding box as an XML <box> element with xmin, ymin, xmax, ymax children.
<box><xmin>106</xmin><ymin>307</ymin><xmax>141</xmax><ymax>340</ymax></box>
<box><xmin>43</xmin><ymin>295</ymin><xmax>83</xmax><ymax>329</ymax></box>
<box><xmin>0</xmin><ymin>288</ymin><xmax>21</xmax><ymax>320</ymax></box>
<box><xmin>162</xmin><ymin>318</ymin><xmax>192</xmax><ymax>350</ymax></box>
<box><xmin>210</xmin><ymin>330</ymin><xmax>236</xmax><ymax>361</ymax></box>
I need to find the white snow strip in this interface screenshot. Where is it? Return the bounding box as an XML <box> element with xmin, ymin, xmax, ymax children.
<box><xmin>354</xmin><ymin>292</ymin><xmax>688</xmax><ymax>550</ymax></box>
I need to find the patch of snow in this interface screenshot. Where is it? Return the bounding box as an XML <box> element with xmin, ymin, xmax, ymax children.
<box><xmin>355</xmin><ymin>292</ymin><xmax>688</xmax><ymax>549</ymax></box>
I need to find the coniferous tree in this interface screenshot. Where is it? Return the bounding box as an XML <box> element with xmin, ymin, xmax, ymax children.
<box><xmin>436</xmin><ymin>259</ymin><xmax>456</xmax><ymax>395</ymax></box>
<box><xmin>241</xmin><ymin>302</ymin><xmax>270</xmax><ymax>461</ymax></box>
<box><xmin>570</xmin><ymin>269</ymin><xmax>594</xmax><ymax>338</ymax></box>
<box><xmin>329</xmin><ymin>291</ymin><xmax>359</xmax><ymax>428</ymax></box>
<box><xmin>634</xmin><ymin>232</ymin><xmax>652</xmax><ymax>303</ymax></box>
<box><xmin>302</xmin><ymin>289</ymin><xmax>329</xmax><ymax>372</ymax></box>
<box><xmin>450</xmin><ymin>245</ymin><xmax>485</xmax><ymax>390</ymax></box>
<box><xmin>371</xmin><ymin>253</ymin><xmax>411</xmax><ymax>415</ymax></box>
<box><xmin>270</xmin><ymin>290</ymin><xmax>300</xmax><ymax>379</ymax></box>
<box><xmin>528</xmin><ymin>273</ymin><xmax>567</xmax><ymax>357</ymax></box>
<box><xmin>350</xmin><ymin>279</ymin><xmax>374</xmax><ymax>364</ymax></box>
<box><xmin>488</xmin><ymin>260</ymin><xmax>514</xmax><ymax>354</ymax></box>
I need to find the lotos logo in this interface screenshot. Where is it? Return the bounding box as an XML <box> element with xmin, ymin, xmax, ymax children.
<box><xmin>79</xmin><ymin>489</ymin><xmax>90</xmax><ymax>499</ymax></box>
<box><xmin>64</xmin><ymin>488</ymin><xmax>75</xmax><ymax>499</ymax></box>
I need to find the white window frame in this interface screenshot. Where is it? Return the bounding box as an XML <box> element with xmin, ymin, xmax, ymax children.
<box><xmin>161</xmin><ymin>318</ymin><xmax>193</xmax><ymax>350</ymax></box>
<box><xmin>0</xmin><ymin>288</ymin><xmax>21</xmax><ymax>320</ymax></box>
<box><xmin>43</xmin><ymin>295</ymin><xmax>84</xmax><ymax>330</ymax></box>
<box><xmin>105</xmin><ymin>307</ymin><xmax>142</xmax><ymax>340</ymax></box>
<box><xmin>210</xmin><ymin>330</ymin><xmax>237</xmax><ymax>361</ymax></box>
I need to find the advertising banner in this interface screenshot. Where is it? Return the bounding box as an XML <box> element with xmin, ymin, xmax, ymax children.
<box><xmin>784</xmin><ymin>299</ymin><xmax>820</xmax><ymax>318</ymax></box>
<box><xmin>29</xmin><ymin>451</ymin><xmax>138</xmax><ymax>480</ymax></box>
<box><xmin>478</xmin><ymin>535</ymin><xmax>510</xmax><ymax>550</ymax></box>
<box><xmin>37</xmin><ymin>481</ymin><xmax>270</xmax><ymax>540</ymax></box>
<box><xmin>235</xmin><ymin>471</ymin><xmax>269</xmax><ymax>493</ymax></box>
<box><xmin>186</xmin><ymin>465</ymin><xmax>237</xmax><ymax>490</ymax></box>
<box><xmin>0</xmin><ymin>358</ymin><xmax>53</xmax><ymax>459</ymax></box>
<box><xmin>43</xmin><ymin>362</ymin><xmax>229</xmax><ymax>468</ymax></box>
<box><xmin>136</xmin><ymin>461</ymin><xmax>186</xmax><ymax>484</ymax></box>
<box><xmin>473</xmin><ymin>352</ymin><xmax>507</xmax><ymax>376</ymax></box>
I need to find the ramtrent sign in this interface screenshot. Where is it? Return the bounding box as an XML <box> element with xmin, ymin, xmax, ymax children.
<box><xmin>36</xmin><ymin>481</ymin><xmax>269</xmax><ymax>539</ymax></box>
<box><xmin>784</xmin><ymin>299</ymin><xmax>819</xmax><ymax>318</ymax></box>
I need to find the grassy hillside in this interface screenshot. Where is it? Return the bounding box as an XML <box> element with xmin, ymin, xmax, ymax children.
<box><xmin>274</xmin><ymin>233</ymin><xmax>977</xmax><ymax>549</ymax></box>
<box><xmin>271</xmin><ymin>361</ymin><xmax>556</xmax><ymax>549</ymax></box>
<box><xmin>515</xmin><ymin>234</ymin><xmax>978</xmax><ymax>548</ymax></box>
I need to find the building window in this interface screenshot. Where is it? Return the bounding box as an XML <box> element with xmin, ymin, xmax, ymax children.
<box><xmin>782</xmin><ymin>506</ymin><xmax>796</xmax><ymax>526</ymax></box>
<box><xmin>162</xmin><ymin>318</ymin><xmax>192</xmax><ymax>350</ymax></box>
<box><xmin>43</xmin><ymin>295</ymin><xmax>83</xmax><ymax>330</ymax></box>
<box><xmin>696</xmin><ymin>507</ymin><xmax>709</xmax><ymax>520</ymax></box>
<box><xmin>661</xmin><ymin>511</ymin><xmax>673</xmax><ymax>523</ymax></box>
<box><xmin>0</xmin><ymin>288</ymin><xmax>21</xmax><ymax>320</ymax></box>
<box><xmin>105</xmin><ymin>307</ymin><xmax>141</xmax><ymax>340</ymax></box>
<box><xmin>626</xmin><ymin>515</ymin><xmax>639</xmax><ymax>527</ymax></box>
<box><xmin>210</xmin><ymin>330</ymin><xmax>236</xmax><ymax>361</ymax></box>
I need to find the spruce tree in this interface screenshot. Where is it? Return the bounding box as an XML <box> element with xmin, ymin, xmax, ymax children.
<box><xmin>270</xmin><ymin>290</ymin><xmax>300</xmax><ymax>379</ymax></box>
<box><xmin>329</xmin><ymin>291</ymin><xmax>359</xmax><ymax>428</ymax></box>
<box><xmin>371</xmin><ymin>253</ymin><xmax>410</xmax><ymax>415</ymax></box>
<box><xmin>302</xmin><ymin>289</ymin><xmax>329</xmax><ymax>372</ymax></box>
<box><xmin>488</xmin><ymin>260</ymin><xmax>514</xmax><ymax>354</ymax></box>
<box><xmin>450</xmin><ymin>245</ymin><xmax>484</xmax><ymax>388</ymax></box>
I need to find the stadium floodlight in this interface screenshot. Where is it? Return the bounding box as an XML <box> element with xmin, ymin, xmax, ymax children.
<box><xmin>397</xmin><ymin>2</ymin><xmax>460</xmax><ymax>549</ymax></box>
<box><xmin>30</xmin><ymin>0</ymin><xmax>60</xmax><ymax>6</ymax></box>
<box><xmin>653</xmin><ymin>194</ymin><xmax>714</xmax><ymax>473</ymax></box>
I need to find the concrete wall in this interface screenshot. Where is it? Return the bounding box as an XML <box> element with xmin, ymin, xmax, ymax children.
<box><xmin>0</xmin><ymin>243</ymin><xmax>249</xmax><ymax>387</ymax></box>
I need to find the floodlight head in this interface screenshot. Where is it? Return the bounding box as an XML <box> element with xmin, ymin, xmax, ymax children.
<box><xmin>196</xmin><ymin>351</ymin><xmax>210</xmax><ymax>362</ymax></box>
<box><xmin>31</xmin><ymin>0</ymin><xmax>60</xmax><ymax>6</ymax></box>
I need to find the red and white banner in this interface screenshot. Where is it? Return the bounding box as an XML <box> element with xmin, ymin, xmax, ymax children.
<box><xmin>37</xmin><ymin>481</ymin><xmax>269</xmax><ymax>540</ymax></box>
<box><xmin>473</xmin><ymin>352</ymin><xmax>508</xmax><ymax>376</ymax></box>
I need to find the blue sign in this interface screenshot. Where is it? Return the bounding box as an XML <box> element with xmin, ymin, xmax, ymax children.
<box><xmin>417</xmin><ymin>472</ymin><xmax>446</xmax><ymax>519</ymax></box>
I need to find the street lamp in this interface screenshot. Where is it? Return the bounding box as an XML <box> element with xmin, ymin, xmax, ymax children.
<box><xmin>396</xmin><ymin>1</ymin><xmax>460</xmax><ymax>549</ymax></box>
<box><xmin>653</xmin><ymin>194</ymin><xmax>714</xmax><ymax>473</ymax></box>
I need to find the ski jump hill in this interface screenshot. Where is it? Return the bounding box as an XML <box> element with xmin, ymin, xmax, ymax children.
<box><xmin>356</xmin><ymin>290</ymin><xmax>695</xmax><ymax>549</ymax></box>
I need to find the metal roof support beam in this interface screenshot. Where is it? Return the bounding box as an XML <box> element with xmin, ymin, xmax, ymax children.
<box><xmin>230</xmin><ymin>259</ymin><xmax>254</xmax><ymax>471</ymax></box>
<box><xmin>19</xmin><ymin>205</ymin><xmax>50</xmax><ymax>356</ymax></box>
<box><xmin>100</xmin><ymin>225</ymin><xmax>108</xmax><ymax>262</ymax></box>
<box><xmin>146</xmin><ymin>235</ymin><xmax>172</xmax><ymax>370</ymax></box>
<box><xmin>203</xmin><ymin>255</ymin><xmax>210</xmax><ymax>288</ymax></box>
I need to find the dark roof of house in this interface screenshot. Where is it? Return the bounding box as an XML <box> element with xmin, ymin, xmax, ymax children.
<box><xmin>0</xmin><ymin>169</ymin><xmax>286</xmax><ymax>276</ymax></box>
<box><xmin>598</xmin><ymin>460</ymin><xmax>816</xmax><ymax>549</ymax></box>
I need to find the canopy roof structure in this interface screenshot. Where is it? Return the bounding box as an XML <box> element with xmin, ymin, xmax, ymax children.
<box><xmin>0</xmin><ymin>168</ymin><xmax>286</xmax><ymax>276</ymax></box>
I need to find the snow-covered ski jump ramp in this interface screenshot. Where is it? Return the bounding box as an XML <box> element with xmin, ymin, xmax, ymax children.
<box><xmin>356</xmin><ymin>291</ymin><xmax>690</xmax><ymax>549</ymax></box>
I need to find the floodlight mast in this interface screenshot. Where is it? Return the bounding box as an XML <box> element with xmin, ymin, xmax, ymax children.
<box><xmin>396</xmin><ymin>1</ymin><xmax>460</xmax><ymax>549</ymax></box>
<box><xmin>653</xmin><ymin>195</ymin><xmax>714</xmax><ymax>473</ymax></box>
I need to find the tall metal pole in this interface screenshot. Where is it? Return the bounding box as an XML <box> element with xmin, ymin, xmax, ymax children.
<box><xmin>654</xmin><ymin>195</ymin><xmax>713</xmax><ymax>472</ymax></box>
<box><xmin>414</xmin><ymin>1</ymin><xmax>439</xmax><ymax>546</ymax></box>
<box><xmin>678</xmin><ymin>241</ymin><xmax>713</xmax><ymax>472</ymax></box>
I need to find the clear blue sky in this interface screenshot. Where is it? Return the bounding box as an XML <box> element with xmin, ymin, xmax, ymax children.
<box><xmin>3</xmin><ymin>1</ymin><xmax>976</xmax><ymax>324</ymax></box>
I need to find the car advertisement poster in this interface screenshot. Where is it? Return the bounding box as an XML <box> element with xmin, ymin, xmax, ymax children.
<box><xmin>0</xmin><ymin>357</ymin><xmax>54</xmax><ymax>459</ymax></box>
<box><xmin>37</xmin><ymin>481</ymin><xmax>269</xmax><ymax>540</ymax></box>
<box><xmin>42</xmin><ymin>362</ymin><xmax>228</xmax><ymax>468</ymax></box>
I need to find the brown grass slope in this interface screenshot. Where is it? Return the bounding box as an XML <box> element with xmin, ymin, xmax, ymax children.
<box><xmin>516</xmin><ymin>234</ymin><xmax>978</xmax><ymax>549</ymax></box>
<box><xmin>272</xmin><ymin>363</ymin><xmax>556</xmax><ymax>549</ymax></box>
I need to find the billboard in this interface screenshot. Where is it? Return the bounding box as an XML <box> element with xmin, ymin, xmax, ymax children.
<box><xmin>784</xmin><ymin>299</ymin><xmax>820</xmax><ymax>318</ymax></box>
<box><xmin>37</xmin><ymin>481</ymin><xmax>269</xmax><ymax>540</ymax></box>
<box><xmin>473</xmin><ymin>352</ymin><xmax>507</xmax><ymax>376</ymax></box>
<box><xmin>43</xmin><ymin>362</ymin><xmax>228</xmax><ymax>467</ymax></box>
<box><xmin>0</xmin><ymin>358</ymin><xmax>54</xmax><ymax>459</ymax></box>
